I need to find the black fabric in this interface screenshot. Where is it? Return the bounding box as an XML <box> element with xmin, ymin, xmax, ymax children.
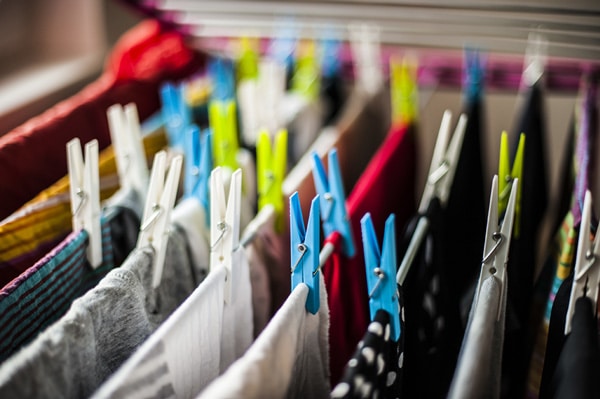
<box><xmin>331</xmin><ymin>294</ymin><xmax>405</xmax><ymax>399</ymax></box>
<box><xmin>401</xmin><ymin>198</ymin><xmax>462</xmax><ymax>399</ymax></box>
<box><xmin>539</xmin><ymin>273</ymin><xmax>573</xmax><ymax>399</ymax></box>
<box><xmin>321</xmin><ymin>74</ymin><xmax>346</xmax><ymax>126</ymax></box>
<box><xmin>444</xmin><ymin>97</ymin><xmax>487</xmax><ymax>325</ymax></box>
<box><xmin>550</xmin><ymin>296</ymin><xmax>600</xmax><ymax>399</ymax></box>
<box><xmin>502</xmin><ymin>82</ymin><xmax>549</xmax><ymax>399</ymax></box>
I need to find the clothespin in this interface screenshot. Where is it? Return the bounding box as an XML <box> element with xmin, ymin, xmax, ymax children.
<box><xmin>268</xmin><ymin>23</ymin><xmax>298</xmax><ymax>74</ymax></box>
<box><xmin>161</xmin><ymin>82</ymin><xmax>191</xmax><ymax>149</ymax></box>
<box><xmin>565</xmin><ymin>191</ymin><xmax>600</xmax><ymax>333</ymax></box>
<box><xmin>418</xmin><ymin>110</ymin><xmax>468</xmax><ymax>212</ymax></box>
<box><xmin>463</xmin><ymin>47</ymin><xmax>485</xmax><ymax>104</ymax></box>
<box><xmin>210</xmin><ymin>167</ymin><xmax>242</xmax><ymax>304</ymax></box>
<box><xmin>290</xmin><ymin>192</ymin><xmax>321</xmax><ymax>314</ymax></box>
<box><xmin>396</xmin><ymin>111</ymin><xmax>467</xmax><ymax>285</ymax></box>
<box><xmin>476</xmin><ymin>175</ymin><xmax>519</xmax><ymax>320</ymax></box>
<box><xmin>311</xmin><ymin>148</ymin><xmax>355</xmax><ymax>258</ymax></box>
<box><xmin>498</xmin><ymin>131</ymin><xmax>525</xmax><ymax>237</ymax></box>
<box><xmin>390</xmin><ymin>55</ymin><xmax>419</xmax><ymax>127</ymax></box>
<box><xmin>321</xmin><ymin>36</ymin><xmax>341</xmax><ymax>79</ymax></box>
<box><xmin>67</xmin><ymin>138</ymin><xmax>102</xmax><ymax>268</ymax></box>
<box><xmin>209</xmin><ymin>57</ymin><xmax>236</xmax><ymax>101</ymax></box>
<box><xmin>184</xmin><ymin>125</ymin><xmax>212</xmax><ymax>226</ymax></box>
<box><xmin>362</xmin><ymin>213</ymin><xmax>401</xmax><ymax>342</ymax></box>
<box><xmin>136</xmin><ymin>151</ymin><xmax>183</xmax><ymax>288</ymax></box>
<box><xmin>258</xmin><ymin>59</ymin><xmax>287</xmax><ymax>134</ymax></box>
<box><xmin>523</xmin><ymin>32</ymin><xmax>548</xmax><ymax>88</ymax></box>
<box><xmin>237</xmin><ymin>37</ymin><xmax>259</xmax><ymax>81</ymax></box>
<box><xmin>349</xmin><ymin>24</ymin><xmax>383</xmax><ymax>95</ymax></box>
<box><xmin>209</xmin><ymin>100</ymin><xmax>239</xmax><ymax>170</ymax></box>
<box><xmin>291</xmin><ymin>40</ymin><xmax>320</xmax><ymax>101</ymax></box>
<box><xmin>257</xmin><ymin>129</ymin><xmax>288</xmax><ymax>232</ymax></box>
<box><xmin>107</xmin><ymin>103</ymin><xmax>149</xmax><ymax>199</ymax></box>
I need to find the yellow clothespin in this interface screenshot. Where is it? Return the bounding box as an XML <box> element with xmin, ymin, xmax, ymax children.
<box><xmin>237</xmin><ymin>37</ymin><xmax>259</xmax><ymax>82</ymax></box>
<box><xmin>209</xmin><ymin>100</ymin><xmax>240</xmax><ymax>170</ymax></box>
<box><xmin>498</xmin><ymin>131</ymin><xmax>525</xmax><ymax>237</ymax></box>
<box><xmin>291</xmin><ymin>40</ymin><xmax>320</xmax><ymax>101</ymax></box>
<box><xmin>390</xmin><ymin>55</ymin><xmax>418</xmax><ymax>127</ymax></box>
<box><xmin>257</xmin><ymin>129</ymin><xmax>288</xmax><ymax>232</ymax></box>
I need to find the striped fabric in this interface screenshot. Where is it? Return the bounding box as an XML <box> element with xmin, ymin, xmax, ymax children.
<box><xmin>0</xmin><ymin>217</ymin><xmax>114</xmax><ymax>363</ymax></box>
<box><xmin>0</xmin><ymin>129</ymin><xmax>166</xmax><ymax>288</ymax></box>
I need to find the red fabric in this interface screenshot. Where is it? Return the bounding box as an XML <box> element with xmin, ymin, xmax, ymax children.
<box><xmin>324</xmin><ymin>123</ymin><xmax>417</xmax><ymax>385</ymax></box>
<box><xmin>0</xmin><ymin>20</ymin><xmax>204</xmax><ymax>220</ymax></box>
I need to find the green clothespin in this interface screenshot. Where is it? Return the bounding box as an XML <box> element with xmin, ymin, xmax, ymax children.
<box><xmin>257</xmin><ymin>129</ymin><xmax>288</xmax><ymax>232</ymax></box>
<box><xmin>291</xmin><ymin>40</ymin><xmax>320</xmax><ymax>101</ymax></box>
<box><xmin>498</xmin><ymin>131</ymin><xmax>525</xmax><ymax>237</ymax></box>
<box><xmin>237</xmin><ymin>37</ymin><xmax>259</xmax><ymax>82</ymax></box>
<box><xmin>390</xmin><ymin>55</ymin><xmax>418</xmax><ymax>127</ymax></box>
<box><xmin>209</xmin><ymin>100</ymin><xmax>239</xmax><ymax>170</ymax></box>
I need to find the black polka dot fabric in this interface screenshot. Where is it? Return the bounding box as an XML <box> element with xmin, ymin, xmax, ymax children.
<box><xmin>331</xmin><ymin>287</ymin><xmax>405</xmax><ymax>399</ymax></box>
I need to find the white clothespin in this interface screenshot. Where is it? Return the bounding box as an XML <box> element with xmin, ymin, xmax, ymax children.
<box><xmin>523</xmin><ymin>32</ymin><xmax>548</xmax><ymax>88</ymax></box>
<box><xmin>475</xmin><ymin>175</ymin><xmax>518</xmax><ymax>320</ymax></box>
<box><xmin>396</xmin><ymin>111</ymin><xmax>467</xmax><ymax>285</ymax></box>
<box><xmin>136</xmin><ymin>151</ymin><xmax>183</xmax><ymax>288</ymax></box>
<box><xmin>67</xmin><ymin>138</ymin><xmax>102</xmax><ymax>268</ymax></box>
<box><xmin>258</xmin><ymin>59</ymin><xmax>287</xmax><ymax>135</ymax></box>
<box><xmin>107</xmin><ymin>103</ymin><xmax>149</xmax><ymax>199</ymax></box>
<box><xmin>565</xmin><ymin>191</ymin><xmax>600</xmax><ymax>334</ymax></box>
<box><xmin>210</xmin><ymin>167</ymin><xmax>242</xmax><ymax>304</ymax></box>
<box><xmin>349</xmin><ymin>24</ymin><xmax>383</xmax><ymax>95</ymax></box>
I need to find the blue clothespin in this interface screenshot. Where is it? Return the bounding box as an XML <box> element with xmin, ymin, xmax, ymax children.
<box><xmin>311</xmin><ymin>149</ymin><xmax>355</xmax><ymax>257</ymax></box>
<box><xmin>290</xmin><ymin>192</ymin><xmax>321</xmax><ymax>314</ymax></box>
<box><xmin>463</xmin><ymin>47</ymin><xmax>486</xmax><ymax>104</ymax></box>
<box><xmin>269</xmin><ymin>22</ymin><xmax>297</xmax><ymax>74</ymax></box>
<box><xmin>160</xmin><ymin>82</ymin><xmax>191</xmax><ymax>149</ymax></box>
<box><xmin>209</xmin><ymin>58</ymin><xmax>236</xmax><ymax>101</ymax></box>
<box><xmin>321</xmin><ymin>37</ymin><xmax>341</xmax><ymax>79</ymax></box>
<box><xmin>361</xmin><ymin>213</ymin><xmax>401</xmax><ymax>342</ymax></box>
<box><xmin>184</xmin><ymin>125</ymin><xmax>212</xmax><ymax>226</ymax></box>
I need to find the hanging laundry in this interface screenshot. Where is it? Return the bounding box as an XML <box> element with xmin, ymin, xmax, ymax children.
<box><xmin>331</xmin><ymin>293</ymin><xmax>406</xmax><ymax>399</ymax></box>
<box><xmin>0</xmin><ymin>210</ymin><xmax>208</xmax><ymax>398</ymax></box>
<box><xmin>324</xmin><ymin>122</ymin><xmax>416</xmax><ymax>385</ymax></box>
<box><xmin>502</xmin><ymin>79</ymin><xmax>548</xmax><ymax>399</ymax></box>
<box><xmin>548</xmin><ymin>296</ymin><xmax>600</xmax><ymax>399</ymax></box>
<box><xmin>196</xmin><ymin>278</ymin><xmax>331</xmax><ymax>399</ymax></box>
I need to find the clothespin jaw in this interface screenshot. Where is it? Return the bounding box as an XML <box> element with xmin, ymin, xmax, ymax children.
<box><xmin>390</xmin><ymin>55</ymin><xmax>419</xmax><ymax>127</ymax></box>
<box><xmin>523</xmin><ymin>32</ymin><xmax>548</xmax><ymax>88</ymax></box>
<box><xmin>237</xmin><ymin>36</ymin><xmax>259</xmax><ymax>81</ymax></box>
<box><xmin>209</xmin><ymin>57</ymin><xmax>236</xmax><ymax>101</ymax></box>
<box><xmin>361</xmin><ymin>213</ymin><xmax>401</xmax><ymax>342</ymax></box>
<box><xmin>209</xmin><ymin>100</ymin><xmax>239</xmax><ymax>170</ymax></box>
<box><xmin>257</xmin><ymin>129</ymin><xmax>288</xmax><ymax>232</ymax></box>
<box><xmin>498</xmin><ymin>132</ymin><xmax>525</xmax><ymax>237</ymax></box>
<box><xmin>184</xmin><ymin>125</ymin><xmax>213</xmax><ymax>225</ymax></box>
<box><xmin>107</xmin><ymin>103</ymin><xmax>149</xmax><ymax>199</ymax></box>
<box><xmin>291</xmin><ymin>40</ymin><xmax>320</xmax><ymax>101</ymax></box>
<box><xmin>565</xmin><ymin>191</ymin><xmax>600</xmax><ymax>334</ymax></box>
<box><xmin>161</xmin><ymin>82</ymin><xmax>191</xmax><ymax>149</ymax></box>
<box><xmin>349</xmin><ymin>24</ymin><xmax>383</xmax><ymax>95</ymax></box>
<box><xmin>311</xmin><ymin>149</ymin><xmax>355</xmax><ymax>258</ymax></box>
<box><xmin>210</xmin><ymin>167</ymin><xmax>242</xmax><ymax>304</ymax></box>
<box><xmin>290</xmin><ymin>192</ymin><xmax>321</xmax><ymax>314</ymax></box>
<box><xmin>463</xmin><ymin>47</ymin><xmax>485</xmax><ymax>104</ymax></box>
<box><xmin>67</xmin><ymin>138</ymin><xmax>102</xmax><ymax>268</ymax></box>
<box><xmin>136</xmin><ymin>151</ymin><xmax>183</xmax><ymax>288</ymax></box>
<box><xmin>419</xmin><ymin>110</ymin><xmax>468</xmax><ymax>212</ymax></box>
<box><xmin>476</xmin><ymin>175</ymin><xmax>519</xmax><ymax>320</ymax></box>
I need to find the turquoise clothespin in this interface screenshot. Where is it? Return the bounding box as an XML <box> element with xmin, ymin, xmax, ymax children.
<box><xmin>361</xmin><ymin>213</ymin><xmax>401</xmax><ymax>341</ymax></box>
<box><xmin>311</xmin><ymin>149</ymin><xmax>355</xmax><ymax>257</ymax></box>
<box><xmin>209</xmin><ymin>58</ymin><xmax>236</xmax><ymax>101</ymax></box>
<box><xmin>160</xmin><ymin>82</ymin><xmax>191</xmax><ymax>149</ymax></box>
<box><xmin>184</xmin><ymin>125</ymin><xmax>213</xmax><ymax>226</ymax></box>
<box><xmin>463</xmin><ymin>47</ymin><xmax>486</xmax><ymax>104</ymax></box>
<box><xmin>321</xmin><ymin>37</ymin><xmax>341</xmax><ymax>79</ymax></box>
<box><xmin>290</xmin><ymin>192</ymin><xmax>321</xmax><ymax>314</ymax></box>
